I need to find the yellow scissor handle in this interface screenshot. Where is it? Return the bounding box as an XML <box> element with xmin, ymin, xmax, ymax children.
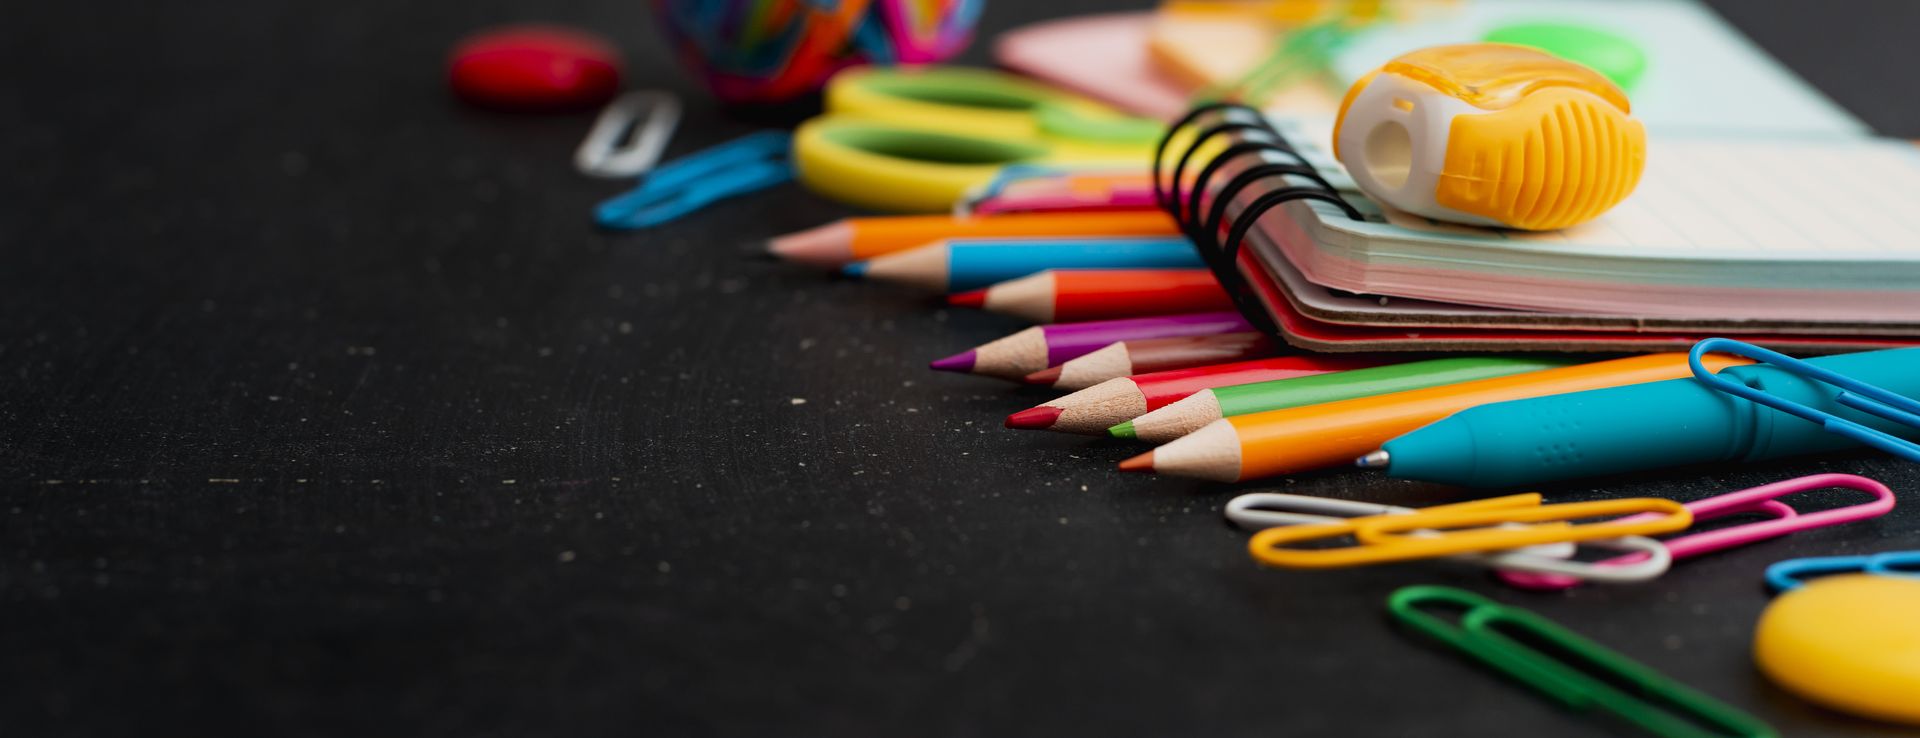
<box><xmin>1249</xmin><ymin>497</ymin><xmax>1690</xmax><ymax>570</ymax></box>
<box><xmin>795</xmin><ymin>67</ymin><xmax>1165</xmax><ymax>212</ymax></box>
<box><xmin>828</xmin><ymin>66</ymin><xmax>1162</xmax><ymax>147</ymax></box>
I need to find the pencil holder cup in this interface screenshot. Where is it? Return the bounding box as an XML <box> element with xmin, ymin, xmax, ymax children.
<box><xmin>1333</xmin><ymin>43</ymin><xmax>1645</xmax><ymax>231</ymax></box>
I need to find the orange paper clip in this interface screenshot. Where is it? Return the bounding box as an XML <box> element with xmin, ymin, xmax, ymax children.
<box><xmin>1248</xmin><ymin>497</ymin><xmax>1692</xmax><ymax>570</ymax></box>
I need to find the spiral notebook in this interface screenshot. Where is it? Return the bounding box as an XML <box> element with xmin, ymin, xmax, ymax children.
<box><xmin>1165</xmin><ymin>109</ymin><xmax>1920</xmax><ymax>353</ymax></box>
<box><xmin>1247</xmin><ymin>128</ymin><xmax>1920</xmax><ymax>321</ymax></box>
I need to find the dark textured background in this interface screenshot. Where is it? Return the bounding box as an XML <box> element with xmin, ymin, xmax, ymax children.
<box><xmin>5</xmin><ymin>1</ymin><xmax>1920</xmax><ymax>736</ymax></box>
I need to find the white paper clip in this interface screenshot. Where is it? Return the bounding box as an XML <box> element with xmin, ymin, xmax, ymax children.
<box><xmin>1225</xmin><ymin>492</ymin><xmax>1670</xmax><ymax>583</ymax></box>
<box><xmin>575</xmin><ymin>91</ymin><xmax>683</xmax><ymax>178</ymax></box>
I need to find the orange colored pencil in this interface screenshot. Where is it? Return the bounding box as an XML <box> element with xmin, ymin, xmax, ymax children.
<box><xmin>949</xmin><ymin>269</ymin><xmax>1232</xmax><ymax>322</ymax></box>
<box><xmin>1119</xmin><ymin>352</ymin><xmax>1755</xmax><ymax>482</ymax></box>
<box><xmin>767</xmin><ymin>210</ymin><xmax>1178</xmax><ymax>266</ymax></box>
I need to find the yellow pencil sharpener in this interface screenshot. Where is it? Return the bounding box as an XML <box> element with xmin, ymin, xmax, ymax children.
<box><xmin>1333</xmin><ymin>43</ymin><xmax>1647</xmax><ymax>231</ymax></box>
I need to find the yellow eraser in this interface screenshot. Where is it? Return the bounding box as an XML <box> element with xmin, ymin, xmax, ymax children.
<box><xmin>1755</xmin><ymin>574</ymin><xmax>1920</xmax><ymax>725</ymax></box>
<box><xmin>1333</xmin><ymin>43</ymin><xmax>1646</xmax><ymax>231</ymax></box>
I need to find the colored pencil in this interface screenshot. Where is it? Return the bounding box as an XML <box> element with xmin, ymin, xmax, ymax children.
<box><xmin>1024</xmin><ymin>332</ymin><xmax>1279</xmax><ymax>391</ymax></box>
<box><xmin>949</xmin><ymin>269</ymin><xmax>1232</xmax><ymax>322</ymax></box>
<box><xmin>1117</xmin><ymin>352</ymin><xmax>1754</xmax><ymax>482</ymax></box>
<box><xmin>843</xmin><ymin>238</ymin><xmax>1202</xmax><ymax>293</ymax></box>
<box><xmin>768</xmin><ymin>210</ymin><xmax>1178</xmax><ymax>266</ymax></box>
<box><xmin>971</xmin><ymin>174</ymin><xmax>1161</xmax><ymax>215</ymax></box>
<box><xmin>930</xmin><ymin>311</ymin><xmax>1254</xmax><ymax>381</ymax></box>
<box><xmin>1110</xmin><ymin>356</ymin><xmax>1578</xmax><ymax>442</ymax></box>
<box><xmin>1005</xmin><ymin>355</ymin><xmax>1389</xmax><ymax>434</ymax></box>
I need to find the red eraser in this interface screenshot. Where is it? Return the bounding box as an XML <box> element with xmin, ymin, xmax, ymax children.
<box><xmin>448</xmin><ymin>25</ymin><xmax>623</xmax><ymax>112</ymax></box>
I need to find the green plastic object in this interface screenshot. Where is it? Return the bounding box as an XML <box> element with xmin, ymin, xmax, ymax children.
<box><xmin>1388</xmin><ymin>586</ymin><xmax>1776</xmax><ymax>738</ymax></box>
<box><xmin>1485</xmin><ymin>22</ymin><xmax>1647</xmax><ymax>90</ymax></box>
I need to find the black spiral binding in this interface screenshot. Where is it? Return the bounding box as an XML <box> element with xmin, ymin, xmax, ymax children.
<box><xmin>1152</xmin><ymin>103</ymin><xmax>1364</xmax><ymax>339</ymax></box>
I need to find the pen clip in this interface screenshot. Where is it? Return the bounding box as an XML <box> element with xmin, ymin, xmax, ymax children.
<box><xmin>1689</xmin><ymin>338</ymin><xmax>1920</xmax><ymax>463</ymax></box>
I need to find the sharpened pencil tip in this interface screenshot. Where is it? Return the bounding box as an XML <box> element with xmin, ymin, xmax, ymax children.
<box><xmin>1356</xmin><ymin>450</ymin><xmax>1390</xmax><ymax>469</ymax></box>
<box><xmin>1118</xmin><ymin>452</ymin><xmax>1154</xmax><ymax>473</ymax></box>
<box><xmin>1005</xmin><ymin>405</ymin><xmax>1064</xmax><ymax>430</ymax></box>
<box><xmin>1107</xmin><ymin>421</ymin><xmax>1136</xmax><ymax>439</ymax></box>
<box><xmin>929</xmin><ymin>350</ymin><xmax>977</xmax><ymax>373</ymax></box>
<box><xmin>1023</xmin><ymin>366</ymin><xmax>1063</xmax><ymax>386</ymax></box>
<box><xmin>767</xmin><ymin>221</ymin><xmax>853</xmax><ymax>266</ymax></box>
<box><xmin>947</xmin><ymin>289</ymin><xmax>987</xmax><ymax>308</ymax></box>
<box><xmin>841</xmin><ymin>261</ymin><xmax>870</xmax><ymax>277</ymax></box>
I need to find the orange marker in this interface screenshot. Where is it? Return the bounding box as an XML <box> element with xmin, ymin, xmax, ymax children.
<box><xmin>767</xmin><ymin>210</ymin><xmax>1178</xmax><ymax>267</ymax></box>
<box><xmin>949</xmin><ymin>269</ymin><xmax>1232</xmax><ymax>322</ymax></box>
<box><xmin>1119</xmin><ymin>352</ymin><xmax>1753</xmax><ymax>482</ymax></box>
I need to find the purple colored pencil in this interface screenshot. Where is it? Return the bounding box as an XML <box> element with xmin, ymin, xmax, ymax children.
<box><xmin>930</xmin><ymin>311</ymin><xmax>1256</xmax><ymax>380</ymax></box>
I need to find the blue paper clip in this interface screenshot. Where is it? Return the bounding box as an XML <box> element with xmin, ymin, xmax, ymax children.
<box><xmin>1689</xmin><ymin>338</ymin><xmax>1920</xmax><ymax>464</ymax></box>
<box><xmin>594</xmin><ymin>130</ymin><xmax>793</xmax><ymax>230</ymax></box>
<box><xmin>1765</xmin><ymin>550</ymin><xmax>1920</xmax><ymax>592</ymax></box>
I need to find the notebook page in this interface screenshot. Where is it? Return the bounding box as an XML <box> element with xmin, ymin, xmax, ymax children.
<box><xmin>1354</xmin><ymin>137</ymin><xmax>1920</xmax><ymax>265</ymax></box>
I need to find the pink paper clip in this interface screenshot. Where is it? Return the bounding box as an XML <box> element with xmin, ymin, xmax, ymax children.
<box><xmin>1497</xmin><ymin>474</ymin><xmax>1895</xmax><ymax>591</ymax></box>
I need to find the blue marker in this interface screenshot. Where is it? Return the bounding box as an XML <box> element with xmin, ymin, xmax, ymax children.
<box><xmin>842</xmin><ymin>236</ymin><xmax>1201</xmax><ymax>292</ymax></box>
<box><xmin>1363</xmin><ymin>347</ymin><xmax>1920</xmax><ymax>488</ymax></box>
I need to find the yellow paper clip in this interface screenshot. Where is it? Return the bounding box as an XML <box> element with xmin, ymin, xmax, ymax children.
<box><xmin>1248</xmin><ymin>497</ymin><xmax>1691</xmax><ymax>569</ymax></box>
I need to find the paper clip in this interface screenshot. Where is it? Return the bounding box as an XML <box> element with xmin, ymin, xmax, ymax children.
<box><xmin>1690</xmin><ymin>338</ymin><xmax>1920</xmax><ymax>463</ymax></box>
<box><xmin>575</xmin><ymin>91</ymin><xmax>684</xmax><ymax>178</ymax></box>
<box><xmin>1227</xmin><ymin>493</ymin><xmax>1672</xmax><ymax>582</ymax></box>
<box><xmin>594</xmin><ymin>130</ymin><xmax>792</xmax><ymax>230</ymax></box>
<box><xmin>1499</xmin><ymin>473</ymin><xmax>1895</xmax><ymax>591</ymax></box>
<box><xmin>1248</xmin><ymin>497</ymin><xmax>1691</xmax><ymax>570</ymax></box>
<box><xmin>1390</xmin><ymin>586</ymin><xmax>1778</xmax><ymax>738</ymax></box>
<box><xmin>1766</xmin><ymin>550</ymin><xmax>1920</xmax><ymax>592</ymax></box>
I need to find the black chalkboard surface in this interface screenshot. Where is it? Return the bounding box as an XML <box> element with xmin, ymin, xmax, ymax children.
<box><xmin>4</xmin><ymin>1</ymin><xmax>1919</xmax><ymax>735</ymax></box>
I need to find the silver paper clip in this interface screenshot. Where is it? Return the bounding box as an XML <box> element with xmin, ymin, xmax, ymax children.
<box><xmin>575</xmin><ymin>91</ymin><xmax>683</xmax><ymax>178</ymax></box>
<box><xmin>1689</xmin><ymin>338</ymin><xmax>1920</xmax><ymax>464</ymax></box>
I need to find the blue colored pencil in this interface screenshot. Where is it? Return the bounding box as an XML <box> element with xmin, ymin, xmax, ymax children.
<box><xmin>841</xmin><ymin>236</ymin><xmax>1202</xmax><ymax>292</ymax></box>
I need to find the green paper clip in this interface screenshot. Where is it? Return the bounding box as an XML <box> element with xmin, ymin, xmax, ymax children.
<box><xmin>1388</xmin><ymin>586</ymin><xmax>1776</xmax><ymax>738</ymax></box>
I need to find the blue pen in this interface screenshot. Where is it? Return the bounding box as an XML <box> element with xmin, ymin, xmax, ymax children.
<box><xmin>841</xmin><ymin>236</ymin><xmax>1201</xmax><ymax>292</ymax></box>
<box><xmin>1364</xmin><ymin>347</ymin><xmax>1920</xmax><ymax>488</ymax></box>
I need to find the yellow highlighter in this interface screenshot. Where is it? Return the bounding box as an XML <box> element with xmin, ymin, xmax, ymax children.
<box><xmin>794</xmin><ymin>66</ymin><xmax>1163</xmax><ymax>212</ymax></box>
<box><xmin>1334</xmin><ymin>43</ymin><xmax>1646</xmax><ymax>231</ymax></box>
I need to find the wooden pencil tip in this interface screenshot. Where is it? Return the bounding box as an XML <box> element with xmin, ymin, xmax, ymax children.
<box><xmin>929</xmin><ymin>350</ymin><xmax>977</xmax><ymax>373</ymax></box>
<box><xmin>1117</xmin><ymin>451</ymin><xmax>1155</xmax><ymax>473</ymax></box>
<box><xmin>1022</xmin><ymin>366</ymin><xmax>1063</xmax><ymax>385</ymax></box>
<box><xmin>947</xmin><ymin>289</ymin><xmax>987</xmax><ymax>308</ymax></box>
<box><xmin>841</xmin><ymin>261</ymin><xmax>869</xmax><ymax>278</ymax></box>
<box><xmin>768</xmin><ymin>221</ymin><xmax>853</xmax><ymax>267</ymax></box>
<box><xmin>1107</xmin><ymin>421</ymin><xmax>1136</xmax><ymax>439</ymax></box>
<box><xmin>1004</xmin><ymin>405</ymin><xmax>1064</xmax><ymax>430</ymax></box>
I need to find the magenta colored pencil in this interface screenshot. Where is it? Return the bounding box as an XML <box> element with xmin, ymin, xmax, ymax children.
<box><xmin>930</xmin><ymin>311</ymin><xmax>1256</xmax><ymax>380</ymax></box>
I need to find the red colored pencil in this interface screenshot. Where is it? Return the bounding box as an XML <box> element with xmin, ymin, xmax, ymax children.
<box><xmin>1022</xmin><ymin>332</ymin><xmax>1280</xmax><ymax>390</ymax></box>
<box><xmin>1006</xmin><ymin>355</ymin><xmax>1390</xmax><ymax>434</ymax></box>
<box><xmin>948</xmin><ymin>269</ymin><xmax>1233</xmax><ymax>322</ymax></box>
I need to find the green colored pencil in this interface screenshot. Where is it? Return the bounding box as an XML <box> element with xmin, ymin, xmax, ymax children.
<box><xmin>1108</xmin><ymin>356</ymin><xmax>1577</xmax><ymax>442</ymax></box>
